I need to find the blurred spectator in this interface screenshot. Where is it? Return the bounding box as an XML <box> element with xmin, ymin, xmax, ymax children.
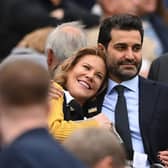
<box><xmin>0</xmin><ymin>0</ymin><xmax>99</xmax><ymax>60</ymax></box>
<box><xmin>18</xmin><ymin>27</ymin><xmax>54</xmax><ymax>54</ymax></box>
<box><xmin>2</xmin><ymin>50</ymin><xmax>48</xmax><ymax>70</ymax></box>
<box><xmin>3</xmin><ymin>26</ymin><xmax>54</xmax><ymax>69</ymax></box>
<box><xmin>164</xmin><ymin>0</ymin><xmax>168</xmax><ymax>7</ymax></box>
<box><xmin>63</xmin><ymin>127</ymin><xmax>126</xmax><ymax>168</ymax></box>
<box><xmin>49</xmin><ymin>0</ymin><xmax>100</xmax><ymax>28</ymax></box>
<box><xmin>71</xmin><ymin>0</ymin><xmax>96</xmax><ymax>11</ymax></box>
<box><xmin>0</xmin><ymin>58</ymin><xmax>86</xmax><ymax>168</ymax></box>
<box><xmin>0</xmin><ymin>0</ymin><xmax>59</xmax><ymax>59</ymax></box>
<box><xmin>157</xmin><ymin>0</ymin><xmax>168</xmax><ymax>25</ymax></box>
<box><xmin>133</xmin><ymin>0</ymin><xmax>168</xmax><ymax>77</ymax></box>
<box><xmin>45</xmin><ymin>21</ymin><xmax>87</xmax><ymax>77</ymax></box>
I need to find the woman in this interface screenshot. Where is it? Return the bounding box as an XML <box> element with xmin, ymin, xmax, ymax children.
<box><xmin>48</xmin><ymin>47</ymin><xmax>111</xmax><ymax>141</ymax></box>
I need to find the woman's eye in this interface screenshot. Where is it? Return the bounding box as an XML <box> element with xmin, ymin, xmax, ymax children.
<box><xmin>96</xmin><ymin>73</ymin><xmax>103</xmax><ymax>80</ymax></box>
<box><xmin>83</xmin><ymin>65</ymin><xmax>90</xmax><ymax>70</ymax></box>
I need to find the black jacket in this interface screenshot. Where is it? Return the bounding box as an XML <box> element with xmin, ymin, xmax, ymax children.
<box><xmin>96</xmin><ymin>77</ymin><xmax>168</xmax><ymax>164</ymax></box>
<box><xmin>0</xmin><ymin>128</ymin><xmax>87</xmax><ymax>168</ymax></box>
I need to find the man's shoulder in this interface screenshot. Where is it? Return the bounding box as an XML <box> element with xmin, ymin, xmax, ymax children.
<box><xmin>140</xmin><ymin>77</ymin><xmax>168</xmax><ymax>96</ymax></box>
<box><xmin>140</xmin><ymin>77</ymin><xmax>168</xmax><ymax>88</ymax></box>
<box><xmin>0</xmin><ymin>130</ymin><xmax>86</xmax><ymax>168</ymax></box>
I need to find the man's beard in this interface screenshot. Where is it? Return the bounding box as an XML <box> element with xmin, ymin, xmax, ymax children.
<box><xmin>108</xmin><ymin>59</ymin><xmax>142</xmax><ymax>81</ymax></box>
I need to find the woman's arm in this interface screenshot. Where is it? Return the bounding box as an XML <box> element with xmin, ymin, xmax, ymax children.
<box><xmin>48</xmin><ymin>96</ymin><xmax>99</xmax><ymax>142</ymax></box>
<box><xmin>48</xmin><ymin>82</ymin><xmax>111</xmax><ymax>142</ymax></box>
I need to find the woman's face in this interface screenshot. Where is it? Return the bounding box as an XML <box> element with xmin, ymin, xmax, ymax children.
<box><xmin>66</xmin><ymin>54</ymin><xmax>106</xmax><ymax>105</ymax></box>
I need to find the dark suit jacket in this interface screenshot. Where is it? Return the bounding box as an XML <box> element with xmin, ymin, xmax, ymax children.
<box><xmin>95</xmin><ymin>77</ymin><xmax>168</xmax><ymax>164</ymax></box>
<box><xmin>148</xmin><ymin>53</ymin><xmax>168</xmax><ymax>83</ymax></box>
<box><xmin>0</xmin><ymin>128</ymin><xmax>87</xmax><ymax>168</ymax></box>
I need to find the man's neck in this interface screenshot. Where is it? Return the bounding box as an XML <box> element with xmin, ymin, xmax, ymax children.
<box><xmin>1</xmin><ymin>105</ymin><xmax>48</xmax><ymax>145</ymax></box>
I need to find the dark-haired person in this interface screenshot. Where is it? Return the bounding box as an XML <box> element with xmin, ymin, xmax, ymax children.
<box><xmin>96</xmin><ymin>14</ymin><xmax>168</xmax><ymax>167</ymax></box>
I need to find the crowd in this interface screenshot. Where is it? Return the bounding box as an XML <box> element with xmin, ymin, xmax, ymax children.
<box><xmin>0</xmin><ymin>1</ymin><xmax>168</xmax><ymax>168</ymax></box>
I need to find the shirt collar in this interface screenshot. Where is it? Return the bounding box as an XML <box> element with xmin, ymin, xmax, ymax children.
<box><xmin>64</xmin><ymin>91</ymin><xmax>74</xmax><ymax>104</ymax></box>
<box><xmin>107</xmin><ymin>76</ymin><xmax>139</xmax><ymax>94</ymax></box>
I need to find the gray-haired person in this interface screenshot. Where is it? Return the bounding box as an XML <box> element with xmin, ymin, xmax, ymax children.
<box><xmin>45</xmin><ymin>21</ymin><xmax>87</xmax><ymax>76</ymax></box>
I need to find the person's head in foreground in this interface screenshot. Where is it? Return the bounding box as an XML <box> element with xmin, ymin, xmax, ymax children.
<box><xmin>0</xmin><ymin>58</ymin><xmax>50</xmax><ymax>145</ymax></box>
<box><xmin>63</xmin><ymin>127</ymin><xmax>126</xmax><ymax>168</ymax></box>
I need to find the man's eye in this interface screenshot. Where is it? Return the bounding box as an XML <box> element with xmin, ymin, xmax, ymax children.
<box><xmin>115</xmin><ymin>45</ymin><xmax>126</xmax><ymax>51</ymax></box>
<box><xmin>133</xmin><ymin>45</ymin><xmax>142</xmax><ymax>52</ymax></box>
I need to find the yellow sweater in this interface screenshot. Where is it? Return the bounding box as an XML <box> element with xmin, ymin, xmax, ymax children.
<box><xmin>48</xmin><ymin>82</ymin><xmax>99</xmax><ymax>142</ymax></box>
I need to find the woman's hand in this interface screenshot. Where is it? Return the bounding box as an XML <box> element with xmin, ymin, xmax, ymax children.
<box><xmin>93</xmin><ymin>113</ymin><xmax>112</xmax><ymax>129</ymax></box>
<box><xmin>49</xmin><ymin>80</ymin><xmax>64</xmax><ymax>100</ymax></box>
<box><xmin>158</xmin><ymin>150</ymin><xmax>168</xmax><ymax>167</ymax></box>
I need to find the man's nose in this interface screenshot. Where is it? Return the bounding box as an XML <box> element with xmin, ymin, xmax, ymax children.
<box><xmin>125</xmin><ymin>48</ymin><xmax>134</xmax><ymax>59</ymax></box>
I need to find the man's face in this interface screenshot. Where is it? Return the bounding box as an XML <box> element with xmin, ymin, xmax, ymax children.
<box><xmin>106</xmin><ymin>29</ymin><xmax>142</xmax><ymax>83</ymax></box>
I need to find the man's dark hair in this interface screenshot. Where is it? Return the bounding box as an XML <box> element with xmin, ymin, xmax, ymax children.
<box><xmin>98</xmin><ymin>14</ymin><xmax>144</xmax><ymax>49</ymax></box>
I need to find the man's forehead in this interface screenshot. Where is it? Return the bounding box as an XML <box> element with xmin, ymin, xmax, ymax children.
<box><xmin>110</xmin><ymin>29</ymin><xmax>141</xmax><ymax>36</ymax></box>
<box><xmin>110</xmin><ymin>29</ymin><xmax>142</xmax><ymax>44</ymax></box>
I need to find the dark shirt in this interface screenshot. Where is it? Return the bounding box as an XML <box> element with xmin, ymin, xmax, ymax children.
<box><xmin>0</xmin><ymin>128</ymin><xmax>87</xmax><ymax>168</ymax></box>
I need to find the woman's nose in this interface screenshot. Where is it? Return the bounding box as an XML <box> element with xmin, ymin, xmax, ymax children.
<box><xmin>86</xmin><ymin>71</ymin><xmax>94</xmax><ymax>80</ymax></box>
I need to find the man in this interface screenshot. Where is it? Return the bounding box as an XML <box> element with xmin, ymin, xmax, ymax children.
<box><xmin>45</xmin><ymin>21</ymin><xmax>87</xmax><ymax>76</ymax></box>
<box><xmin>63</xmin><ymin>127</ymin><xmax>126</xmax><ymax>168</ymax></box>
<box><xmin>0</xmin><ymin>58</ymin><xmax>87</xmax><ymax>168</ymax></box>
<box><xmin>87</xmin><ymin>0</ymin><xmax>168</xmax><ymax>77</ymax></box>
<box><xmin>96</xmin><ymin>14</ymin><xmax>168</xmax><ymax>167</ymax></box>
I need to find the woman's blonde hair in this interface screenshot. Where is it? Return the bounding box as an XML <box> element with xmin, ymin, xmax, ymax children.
<box><xmin>54</xmin><ymin>46</ymin><xmax>108</xmax><ymax>96</ymax></box>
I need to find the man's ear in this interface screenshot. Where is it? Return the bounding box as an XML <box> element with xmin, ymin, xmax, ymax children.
<box><xmin>98</xmin><ymin>43</ymin><xmax>105</xmax><ymax>51</ymax></box>
<box><xmin>47</xmin><ymin>49</ymin><xmax>54</xmax><ymax>66</ymax></box>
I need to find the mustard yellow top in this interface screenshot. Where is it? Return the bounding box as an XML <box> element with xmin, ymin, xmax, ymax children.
<box><xmin>48</xmin><ymin>82</ymin><xmax>99</xmax><ymax>142</ymax></box>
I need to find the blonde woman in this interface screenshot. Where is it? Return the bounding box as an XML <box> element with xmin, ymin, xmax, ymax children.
<box><xmin>48</xmin><ymin>47</ymin><xmax>111</xmax><ymax>141</ymax></box>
